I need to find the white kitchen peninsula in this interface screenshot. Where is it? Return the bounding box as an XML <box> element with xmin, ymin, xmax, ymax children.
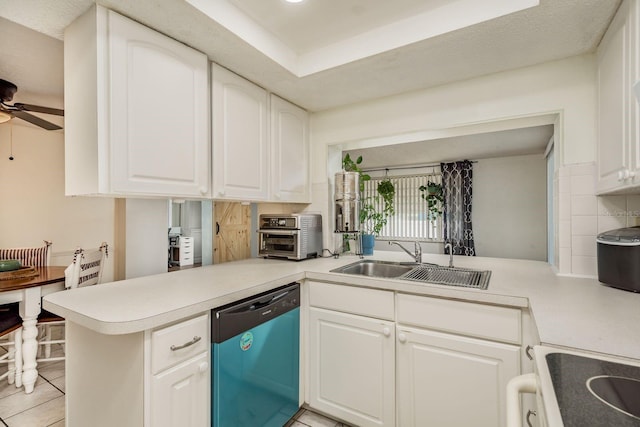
<box><xmin>44</xmin><ymin>253</ymin><xmax>640</xmax><ymax>427</ymax></box>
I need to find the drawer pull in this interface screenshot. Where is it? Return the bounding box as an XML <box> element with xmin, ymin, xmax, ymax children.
<box><xmin>525</xmin><ymin>345</ymin><xmax>534</xmax><ymax>360</ymax></box>
<box><xmin>170</xmin><ymin>336</ymin><xmax>201</xmax><ymax>351</ymax></box>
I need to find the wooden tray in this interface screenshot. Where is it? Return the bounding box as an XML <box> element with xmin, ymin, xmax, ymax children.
<box><xmin>0</xmin><ymin>266</ymin><xmax>38</xmax><ymax>281</ymax></box>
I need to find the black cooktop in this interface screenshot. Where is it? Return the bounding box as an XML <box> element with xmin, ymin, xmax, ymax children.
<box><xmin>546</xmin><ymin>353</ymin><xmax>640</xmax><ymax>426</ymax></box>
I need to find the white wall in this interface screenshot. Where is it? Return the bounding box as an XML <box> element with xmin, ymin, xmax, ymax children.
<box><xmin>311</xmin><ymin>55</ymin><xmax>596</xmax><ymax>177</ymax></box>
<box><xmin>123</xmin><ymin>199</ymin><xmax>168</xmax><ymax>279</ymax></box>
<box><xmin>473</xmin><ymin>154</ymin><xmax>547</xmax><ymax>260</ymax></box>
<box><xmin>310</xmin><ymin>55</ymin><xmax>597</xmax><ymax>253</ymax></box>
<box><xmin>0</xmin><ymin>122</ymin><xmax>116</xmax><ymax>281</ymax></box>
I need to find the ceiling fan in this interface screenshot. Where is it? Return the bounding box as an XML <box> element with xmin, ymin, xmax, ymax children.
<box><xmin>0</xmin><ymin>79</ymin><xmax>64</xmax><ymax>131</ymax></box>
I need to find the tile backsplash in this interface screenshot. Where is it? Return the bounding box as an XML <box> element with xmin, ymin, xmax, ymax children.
<box><xmin>556</xmin><ymin>162</ymin><xmax>640</xmax><ymax>277</ymax></box>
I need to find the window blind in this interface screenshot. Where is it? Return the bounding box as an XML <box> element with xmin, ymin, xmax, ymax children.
<box><xmin>362</xmin><ymin>171</ymin><xmax>443</xmax><ymax>241</ymax></box>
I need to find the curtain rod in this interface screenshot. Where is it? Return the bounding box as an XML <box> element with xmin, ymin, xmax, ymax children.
<box><xmin>362</xmin><ymin>160</ymin><xmax>478</xmax><ymax>173</ymax></box>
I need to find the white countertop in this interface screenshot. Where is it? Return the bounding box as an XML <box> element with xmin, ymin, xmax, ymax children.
<box><xmin>43</xmin><ymin>251</ymin><xmax>640</xmax><ymax>360</ymax></box>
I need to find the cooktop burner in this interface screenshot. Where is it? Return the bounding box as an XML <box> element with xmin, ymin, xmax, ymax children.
<box><xmin>546</xmin><ymin>353</ymin><xmax>640</xmax><ymax>426</ymax></box>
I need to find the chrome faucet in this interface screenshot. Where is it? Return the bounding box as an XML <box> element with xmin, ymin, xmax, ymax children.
<box><xmin>389</xmin><ymin>241</ymin><xmax>422</xmax><ymax>263</ymax></box>
<box><xmin>444</xmin><ymin>242</ymin><xmax>454</xmax><ymax>268</ymax></box>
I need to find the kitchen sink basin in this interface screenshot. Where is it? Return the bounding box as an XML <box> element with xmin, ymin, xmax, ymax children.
<box><xmin>587</xmin><ymin>375</ymin><xmax>640</xmax><ymax>419</ymax></box>
<box><xmin>330</xmin><ymin>260</ymin><xmax>491</xmax><ymax>289</ymax></box>
<box><xmin>330</xmin><ymin>260</ymin><xmax>417</xmax><ymax>278</ymax></box>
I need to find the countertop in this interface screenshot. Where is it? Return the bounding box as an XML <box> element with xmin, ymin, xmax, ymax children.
<box><xmin>43</xmin><ymin>251</ymin><xmax>640</xmax><ymax>360</ymax></box>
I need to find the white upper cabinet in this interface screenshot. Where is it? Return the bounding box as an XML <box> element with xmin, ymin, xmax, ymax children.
<box><xmin>270</xmin><ymin>95</ymin><xmax>311</xmax><ymax>203</ymax></box>
<box><xmin>64</xmin><ymin>5</ymin><xmax>210</xmax><ymax>198</ymax></box>
<box><xmin>597</xmin><ymin>0</ymin><xmax>640</xmax><ymax>194</ymax></box>
<box><xmin>211</xmin><ymin>63</ymin><xmax>269</xmax><ymax>200</ymax></box>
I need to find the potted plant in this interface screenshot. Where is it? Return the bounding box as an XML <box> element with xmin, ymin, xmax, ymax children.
<box><xmin>342</xmin><ymin>154</ymin><xmax>396</xmax><ymax>254</ymax></box>
<box><xmin>419</xmin><ymin>181</ymin><xmax>443</xmax><ymax>220</ymax></box>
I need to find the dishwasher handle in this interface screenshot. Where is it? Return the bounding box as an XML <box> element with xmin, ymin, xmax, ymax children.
<box><xmin>249</xmin><ymin>291</ymin><xmax>290</xmax><ymax>311</ymax></box>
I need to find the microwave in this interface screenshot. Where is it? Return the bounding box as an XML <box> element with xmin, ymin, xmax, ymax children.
<box><xmin>258</xmin><ymin>214</ymin><xmax>322</xmax><ymax>260</ymax></box>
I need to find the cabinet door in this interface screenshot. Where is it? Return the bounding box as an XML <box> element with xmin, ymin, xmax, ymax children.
<box><xmin>597</xmin><ymin>0</ymin><xmax>632</xmax><ymax>193</ymax></box>
<box><xmin>396</xmin><ymin>326</ymin><xmax>520</xmax><ymax>427</ymax></box>
<box><xmin>270</xmin><ymin>95</ymin><xmax>310</xmax><ymax>203</ymax></box>
<box><xmin>151</xmin><ymin>351</ymin><xmax>209</xmax><ymax>427</ymax></box>
<box><xmin>308</xmin><ymin>308</ymin><xmax>395</xmax><ymax>427</ymax></box>
<box><xmin>108</xmin><ymin>10</ymin><xmax>209</xmax><ymax>197</ymax></box>
<box><xmin>212</xmin><ymin>64</ymin><xmax>269</xmax><ymax>200</ymax></box>
<box><xmin>630</xmin><ymin>0</ymin><xmax>640</xmax><ymax>182</ymax></box>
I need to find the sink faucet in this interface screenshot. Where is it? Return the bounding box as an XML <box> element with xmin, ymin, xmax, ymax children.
<box><xmin>389</xmin><ymin>241</ymin><xmax>422</xmax><ymax>263</ymax></box>
<box><xmin>444</xmin><ymin>242</ymin><xmax>454</xmax><ymax>268</ymax></box>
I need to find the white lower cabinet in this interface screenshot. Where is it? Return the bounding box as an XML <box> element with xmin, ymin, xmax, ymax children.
<box><xmin>308</xmin><ymin>307</ymin><xmax>395</xmax><ymax>427</ymax></box>
<box><xmin>306</xmin><ymin>281</ymin><xmax>524</xmax><ymax>427</ymax></box>
<box><xmin>396</xmin><ymin>326</ymin><xmax>520</xmax><ymax>427</ymax></box>
<box><xmin>148</xmin><ymin>313</ymin><xmax>210</xmax><ymax>427</ymax></box>
<box><xmin>151</xmin><ymin>352</ymin><xmax>209</xmax><ymax>427</ymax></box>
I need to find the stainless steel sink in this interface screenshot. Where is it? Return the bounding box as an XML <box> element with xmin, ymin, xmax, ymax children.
<box><xmin>330</xmin><ymin>260</ymin><xmax>491</xmax><ymax>289</ymax></box>
<box><xmin>330</xmin><ymin>260</ymin><xmax>417</xmax><ymax>278</ymax></box>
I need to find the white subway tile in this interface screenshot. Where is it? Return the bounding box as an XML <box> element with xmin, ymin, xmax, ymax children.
<box><xmin>570</xmin><ymin>162</ymin><xmax>596</xmax><ymax>176</ymax></box>
<box><xmin>559</xmin><ymin>247</ymin><xmax>571</xmax><ymax>274</ymax></box>
<box><xmin>598</xmin><ymin>215</ymin><xmax>627</xmax><ymax>233</ymax></box>
<box><xmin>627</xmin><ymin>195</ymin><xmax>640</xmax><ymax>217</ymax></box>
<box><xmin>571</xmin><ymin>215</ymin><xmax>597</xmax><ymax>235</ymax></box>
<box><xmin>571</xmin><ymin>235</ymin><xmax>597</xmax><ymax>257</ymax></box>
<box><xmin>559</xmin><ymin>195</ymin><xmax>571</xmax><ymax>220</ymax></box>
<box><xmin>571</xmin><ymin>195</ymin><xmax>597</xmax><ymax>216</ymax></box>
<box><xmin>570</xmin><ymin>175</ymin><xmax>595</xmax><ymax>195</ymax></box>
<box><xmin>597</xmin><ymin>195</ymin><xmax>627</xmax><ymax>217</ymax></box>
<box><xmin>572</xmin><ymin>255</ymin><xmax>598</xmax><ymax>277</ymax></box>
<box><xmin>559</xmin><ymin>220</ymin><xmax>571</xmax><ymax>248</ymax></box>
<box><xmin>559</xmin><ymin>175</ymin><xmax>571</xmax><ymax>194</ymax></box>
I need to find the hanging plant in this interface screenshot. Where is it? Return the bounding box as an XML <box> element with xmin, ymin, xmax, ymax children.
<box><xmin>419</xmin><ymin>181</ymin><xmax>443</xmax><ymax>220</ymax></box>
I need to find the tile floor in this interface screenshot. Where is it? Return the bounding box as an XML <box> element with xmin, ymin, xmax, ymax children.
<box><xmin>0</xmin><ymin>344</ymin><xmax>65</xmax><ymax>427</ymax></box>
<box><xmin>0</xmin><ymin>342</ymin><xmax>348</xmax><ymax>427</ymax></box>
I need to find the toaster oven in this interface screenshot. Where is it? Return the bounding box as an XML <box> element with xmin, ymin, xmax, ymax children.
<box><xmin>258</xmin><ymin>214</ymin><xmax>322</xmax><ymax>260</ymax></box>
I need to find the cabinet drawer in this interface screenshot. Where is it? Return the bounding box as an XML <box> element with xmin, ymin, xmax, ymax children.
<box><xmin>309</xmin><ymin>281</ymin><xmax>394</xmax><ymax>320</ymax></box>
<box><xmin>151</xmin><ymin>313</ymin><xmax>209</xmax><ymax>374</ymax></box>
<box><xmin>397</xmin><ymin>294</ymin><xmax>521</xmax><ymax>344</ymax></box>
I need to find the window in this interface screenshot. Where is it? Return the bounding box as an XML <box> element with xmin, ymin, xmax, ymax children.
<box><xmin>362</xmin><ymin>170</ymin><xmax>443</xmax><ymax>241</ymax></box>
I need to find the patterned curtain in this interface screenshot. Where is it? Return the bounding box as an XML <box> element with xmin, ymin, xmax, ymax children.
<box><xmin>441</xmin><ymin>160</ymin><xmax>475</xmax><ymax>256</ymax></box>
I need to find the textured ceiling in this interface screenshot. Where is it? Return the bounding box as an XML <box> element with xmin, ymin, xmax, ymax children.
<box><xmin>0</xmin><ymin>0</ymin><xmax>621</xmax><ymax>112</ymax></box>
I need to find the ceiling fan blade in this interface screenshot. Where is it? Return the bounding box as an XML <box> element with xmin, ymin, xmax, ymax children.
<box><xmin>11</xmin><ymin>110</ymin><xmax>62</xmax><ymax>130</ymax></box>
<box><xmin>13</xmin><ymin>103</ymin><xmax>64</xmax><ymax>116</ymax></box>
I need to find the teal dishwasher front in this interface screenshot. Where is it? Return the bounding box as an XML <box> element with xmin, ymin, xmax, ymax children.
<box><xmin>211</xmin><ymin>283</ymin><xmax>300</xmax><ymax>427</ymax></box>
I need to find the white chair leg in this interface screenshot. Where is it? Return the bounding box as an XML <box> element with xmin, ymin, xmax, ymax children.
<box><xmin>36</xmin><ymin>326</ymin><xmax>44</xmax><ymax>358</ymax></box>
<box><xmin>44</xmin><ymin>325</ymin><xmax>52</xmax><ymax>359</ymax></box>
<box><xmin>6</xmin><ymin>332</ymin><xmax>15</xmax><ymax>385</ymax></box>
<box><xmin>14</xmin><ymin>328</ymin><xmax>22</xmax><ymax>388</ymax></box>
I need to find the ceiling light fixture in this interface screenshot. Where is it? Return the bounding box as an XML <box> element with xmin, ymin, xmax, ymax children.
<box><xmin>284</xmin><ymin>0</ymin><xmax>305</xmax><ymax>3</ymax></box>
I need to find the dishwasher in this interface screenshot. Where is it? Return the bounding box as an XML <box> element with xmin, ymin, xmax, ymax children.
<box><xmin>211</xmin><ymin>283</ymin><xmax>300</xmax><ymax>427</ymax></box>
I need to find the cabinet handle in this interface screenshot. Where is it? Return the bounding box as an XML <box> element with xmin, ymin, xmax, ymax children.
<box><xmin>198</xmin><ymin>361</ymin><xmax>209</xmax><ymax>374</ymax></box>
<box><xmin>170</xmin><ymin>336</ymin><xmax>201</xmax><ymax>351</ymax></box>
<box><xmin>526</xmin><ymin>410</ymin><xmax>537</xmax><ymax>427</ymax></box>
<box><xmin>382</xmin><ymin>327</ymin><xmax>390</xmax><ymax>337</ymax></box>
<box><xmin>398</xmin><ymin>333</ymin><xmax>407</xmax><ymax>343</ymax></box>
<box><xmin>199</xmin><ymin>186</ymin><xmax>208</xmax><ymax>195</ymax></box>
<box><xmin>218</xmin><ymin>190</ymin><xmax>225</xmax><ymax>196</ymax></box>
<box><xmin>525</xmin><ymin>345</ymin><xmax>534</xmax><ymax>361</ymax></box>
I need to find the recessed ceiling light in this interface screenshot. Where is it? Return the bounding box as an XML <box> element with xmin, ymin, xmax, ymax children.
<box><xmin>284</xmin><ymin>0</ymin><xmax>305</xmax><ymax>3</ymax></box>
